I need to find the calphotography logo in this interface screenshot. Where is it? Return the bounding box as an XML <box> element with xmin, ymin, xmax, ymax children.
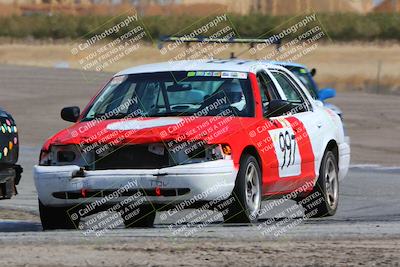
<box><xmin>158</xmin><ymin>13</ymin><xmax>239</xmax><ymax>71</ymax></box>
<box><xmin>251</xmin><ymin>13</ymin><xmax>328</xmax><ymax>63</ymax></box>
<box><xmin>71</xmin><ymin>9</ymin><xmax>147</xmax><ymax>72</ymax></box>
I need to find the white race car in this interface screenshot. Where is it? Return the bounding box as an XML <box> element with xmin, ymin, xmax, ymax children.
<box><xmin>34</xmin><ymin>60</ymin><xmax>350</xmax><ymax>229</ymax></box>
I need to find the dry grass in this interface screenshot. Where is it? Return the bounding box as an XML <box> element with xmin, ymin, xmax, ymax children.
<box><xmin>0</xmin><ymin>42</ymin><xmax>399</xmax><ymax>92</ymax></box>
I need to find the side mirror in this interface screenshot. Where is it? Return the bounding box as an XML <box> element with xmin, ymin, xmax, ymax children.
<box><xmin>61</xmin><ymin>106</ymin><xmax>80</xmax><ymax>122</ymax></box>
<box><xmin>265</xmin><ymin>99</ymin><xmax>293</xmax><ymax>117</ymax></box>
<box><xmin>318</xmin><ymin>88</ymin><xmax>336</xmax><ymax>101</ymax></box>
<box><xmin>310</xmin><ymin>68</ymin><xmax>316</xmax><ymax>77</ymax></box>
<box><xmin>314</xmin><ymin>100</ymin><xmax>324</xmax><ymax>107</ymax></box>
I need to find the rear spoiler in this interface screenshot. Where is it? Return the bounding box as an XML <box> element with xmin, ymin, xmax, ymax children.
<box><xmin>158</xmin><ymin>36</ymin><xmax>281</xmax><ymax>58</ymax></box>
<box><xmin>159</xmin><ymin>36</ymin><xmax>273</xmax><ymax>44</ymax></box>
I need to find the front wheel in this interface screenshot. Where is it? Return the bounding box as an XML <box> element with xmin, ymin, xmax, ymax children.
<box><xmin>298</xmin><ymin>150</ymin><xmax>339</xmax><ymax>218</ymax></box>
<box><xmin>223</xmin><ymin>154</ymin><xmax>262</xmax><ymax>223</ymax></box>
<box><xmin>38</xmin><ymin>199</ymin><xmax>80</xmax><ymax>230</ymax></box>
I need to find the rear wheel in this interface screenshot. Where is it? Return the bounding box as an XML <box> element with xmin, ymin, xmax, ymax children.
<box><xmin>38</xmin><ymin>199</ymin><xmax>80</xmax><ymax>230</ymax></box>
<box><xmin>223</xmin><ymin>154</ymin><xmax>261</xmax><ymax>223</ymax></box>
<box><xmin>120</xmin><ymin>204</ymin><xmax>156</xmax><ymax>228</ymax></box>
<box><xmin>298</xmin><ymin>151</ymin><xmax>339</xmax><ymax>218</ymax></box>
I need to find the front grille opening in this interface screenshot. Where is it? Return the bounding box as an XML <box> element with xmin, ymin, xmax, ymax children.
<box><xmin>94</xmin><ymin>144</ymin><xmax>170</xmax><ymax>170</ymax></box>
<box><xmin>186</xmin><ymin>145</ymin><xmax>206</xmax><ymax>159</ymax></box>
<box><xmin>91</xmin><ymin>142</ymin><xmax>210</xmax><ymax>170</ymax></box>
<box><xmin>57</xmin><ymin>151</ymin><xmax>76</xmax><ymax>162</ymax></box>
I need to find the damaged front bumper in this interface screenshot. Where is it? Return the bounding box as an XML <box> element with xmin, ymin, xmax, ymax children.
<box><xmin>34</xmin><ymin>159</ymin><xmax>237</xmax><ymax>207</ymax></box>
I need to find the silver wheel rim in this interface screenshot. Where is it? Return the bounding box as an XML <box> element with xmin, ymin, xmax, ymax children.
<box><xmin>325</xmin><ymin>157</ymin><xmax>338</xmax><ymax>209</ymax></box>
<box><xmin>245</xmin><ymin>162</ymin><xmax>261</xmax><ymax>218</ymax></box>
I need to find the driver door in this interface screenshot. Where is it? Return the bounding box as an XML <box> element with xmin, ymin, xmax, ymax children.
<box><xmin>267</xmin><ymin>69</ymin><xmax>321</xmax><ymax>191</ymax></box>
<box><xmin>252</xmin><ymin>70</ymin><xmax>304</xmax><ymax>194</ymax></box>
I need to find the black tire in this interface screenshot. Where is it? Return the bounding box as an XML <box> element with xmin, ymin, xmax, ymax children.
<box><xmin>298</xmin><ymin>150</ymin><xmax>339</xmax><ymax>218</ymax></box>
<box><xmin>223</xmin><ymin>154</ymin><xmax>262</xmax><ymax>223</ymax></box>
<box><xmin>120</xmin><ymin>204</ymin><xmax>156</xmax><ymax>228</ymax></box>
<box><xmin>38</xmin><ymin>199</ymin><xmax>80</xmax><ymax>230</ymax></box>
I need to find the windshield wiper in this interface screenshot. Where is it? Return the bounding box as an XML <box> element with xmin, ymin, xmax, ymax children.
<box><xmin>151</xmin><ymin>111</ymin><xmax>193</xmax><ymax>117</ymax></box>
<box><xmin>93</xmin><ymin>113</ymin><xmax>128</xmax><ymax>119</ymax></box>
<box><xmin>82</xmin><ymin>113</ymin><xmax>132</xmax><ymax>121</ymax></box>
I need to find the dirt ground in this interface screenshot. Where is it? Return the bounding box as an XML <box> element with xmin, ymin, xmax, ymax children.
<box><xmin>0</xmin><ymin>237</ymin><xmax>399</xmax><ymax>266</ymax></box>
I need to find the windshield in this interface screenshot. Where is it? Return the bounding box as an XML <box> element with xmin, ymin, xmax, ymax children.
<box><xmin>287</xmin><ymin>66</ymin><xmax>318</xmax><ymax>99</ymax></box>
<box><xmin>82</xmin><ymin>71</ymin><xmax>254</xmax><ymax>121</ymax></box>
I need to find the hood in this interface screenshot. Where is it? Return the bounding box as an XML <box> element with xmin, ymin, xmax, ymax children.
<box><xmin>43</xmin><ymin>116</ymin><xmax>249</xmax><ymax>150</ymax></box>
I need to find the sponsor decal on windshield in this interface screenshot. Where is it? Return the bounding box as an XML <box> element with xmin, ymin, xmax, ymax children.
<box><xmin>186</xmin><ymin>71</ymin><xmax>247</xmax><ymax>79</ymax></box>
<box><xmin>221</xmin><ymin>71</ymin><xmax>247</xmax><ymax>79</ymax></box>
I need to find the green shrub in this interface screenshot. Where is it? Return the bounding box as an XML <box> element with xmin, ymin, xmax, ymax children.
<box><xmin>0</xmin><ymin>13</ymin><xmax>399</xmax><ymax>41</ymax></box>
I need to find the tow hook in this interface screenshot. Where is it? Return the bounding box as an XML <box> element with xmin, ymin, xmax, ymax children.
<box><xmin>72</xmin><ymin>167</ymin><xmax>85</xmax><ymax>178</ymax></box>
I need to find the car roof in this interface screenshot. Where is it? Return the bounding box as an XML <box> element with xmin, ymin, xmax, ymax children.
<box><xmin>260</xmin><ymin>60</ymin><xmax>307</xmax><ymax>69</ymax></box>
<box><xmin>116</xmin><ymin>59</ymin><xmax>290</xmax><ymax>76</ymax></box>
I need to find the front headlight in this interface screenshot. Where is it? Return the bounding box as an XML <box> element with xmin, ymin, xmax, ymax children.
<box><xmin>205</xmin><ymin>144</ymin><xmax>231</xmax><ymax>161</ymax></box>
<box><xmin>168</xmin><ymin>142</ymin><xmax>232</xmax><ymax>165</ymax></box>
<box><xmin>39</xmin><ymin>149</ymin><xmax>52</xmax><ymax>166</ymax></box>
<box><xmin>39</xmin><ymin>145</ymin><xmax>93</xmax><ymax>167</ymax></box>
